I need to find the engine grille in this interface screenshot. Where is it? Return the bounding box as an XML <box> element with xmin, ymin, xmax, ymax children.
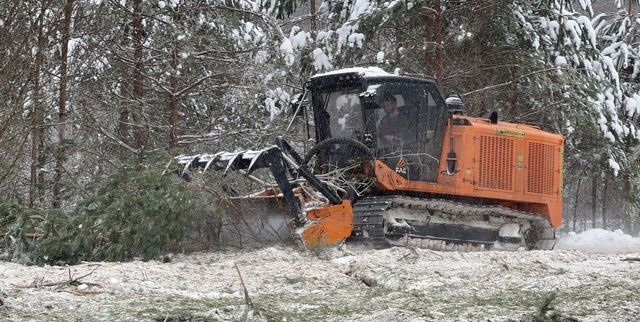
<box><xmin>527</xmin><ymin>142</ymin><xmax>556</xmax><ymax>195</ymax></box>
<box><xmin>477</xmin><ymin>136</ymin><xmax>514</xmax><ymax>191</ymax></box>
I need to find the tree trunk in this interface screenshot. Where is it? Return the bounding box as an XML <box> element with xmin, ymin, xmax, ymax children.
<box><xmin>591</xmin><ymin>173</ymin><xmax>598</xmax><ymax>229</ymax></box>
<box><xmin>118</xmin><ymin>23</ymin><xmax>131</xmax><ymax>145</ymax></box>
<box><xmin>310</xmin><ymin>0</ymin><xmax>316</xmax><ymax>37</ymax></box>
<box><xmin>581</xmin><ymin>202</ymin><xmax>587</xmax><ymax>231</ymax></box>
<box><xmin>168</xmin><ymin>8</ymin><xmax>184</xmax><ymax>151</ymax></box>
<box><xmin>509</xmin><ymin>65</ymin><xmax>518</xmax><ymax>116</ymax></box>
<box><xmin>433</xmin><ymin>0</ymin><xmax>444</xmax><ymax>87</ymax></box>
<box><xmin>572</xmin><ymin>176</ymin><xmax>582</xmax><ymax>232</ymax></box>
<box><xmin>53</xmin><ymin>0</ymin><xmax>75</xmax><ymax>209</ymax></box>
<box><xmin>623</xmin><ymin>173</ymin><xmax>633</xmax><ymax>233</ymax></box>
<box><xmin>131</xmin><ymin>0</ymin><xmax>147</xmax><ymax>150</ymax></box>
<box><xmin>169</xmin><ymin>44</ymin><xmax>180</xmax><ymax>150</ymax></box>
<box><xmin>601</xmin><ymin>174</ymin><xmax>609</xmax><ymax>230</ymax></box>
<box><xmin>118</xmin><ymin>82</ymin><xmax>131</xmax><ymax>144</ymax></box>
<box><xmin>422</xmin><ymin>9</ymin><xmax>431</xmax><ymax>75</ymax></box>
<box><xmin>29</xmin><ymin>3</ymin><xmax>49</xmax><ymax>207</ymax></box>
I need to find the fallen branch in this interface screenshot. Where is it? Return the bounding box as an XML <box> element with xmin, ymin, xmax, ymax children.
<box><xmin>135</xmin><ymin>263</ymin><xmax>148</xmax><ymax>281</ymax></box>
<box><xmin>622</xmin><ymin>257</ymin><xmax>640</xmax><ymax>262</ymax></box>
<box><xmin>235</xmin><ymin>262</ymin><xmax>264</xmax><ymax>321</ymax></box>
<box><xmin>234</xmin><ymin>262</ymin><xmax>253</xmax><ymax>308</ymax></box>
<box><xmin>22</xmin><ymin>265</ymin><xmax>102</xmax><ymax>290</ymax></box>
<box><xmin>398</xmin><ymin>247</ymin><xmax>419</xmax><ymax>261</ymax></box>
<box><xmin>63</xmin><ymin>289</ymin><xmax>105</xmax><ymax>296</ymax></box>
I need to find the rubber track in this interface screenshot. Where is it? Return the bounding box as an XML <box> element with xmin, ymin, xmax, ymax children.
<box><xmin>349</xmin><ymin>195</ymin><xmax>556</xmax><ymax>251</ymax></box>
<box><xmin>349</xmin><ymin>197</ymin><xmax>392</xmax><ymax>248</ymax></box>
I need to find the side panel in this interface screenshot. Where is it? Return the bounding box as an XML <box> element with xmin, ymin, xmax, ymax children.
<box><xmin>526</xmin><ymin>141</ymin><xmax>560</xmax><ymax>196</ymax></box>
<box><xmin>475</xmin><ymin>135</ymin><xmax>516</xmax><ymax>192</ymax></box>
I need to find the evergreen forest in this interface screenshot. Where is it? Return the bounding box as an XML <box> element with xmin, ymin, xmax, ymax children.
<box><xmin>0</xmin><ymin>0</ymin><xmax>639</xmax><ymax>263</ymax></box>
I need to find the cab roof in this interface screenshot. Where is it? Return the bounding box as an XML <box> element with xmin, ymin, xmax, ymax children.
<box><xmin>311</xmin><ymin>67</ymin><xmax>391</xmax><ymax>79</ymax></box>
<box><xmin>309</xmin><ymin>67</ymin><xmax>436</xmax><ymax>88</ymax></box>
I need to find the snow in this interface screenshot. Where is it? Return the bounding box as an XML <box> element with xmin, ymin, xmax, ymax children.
<box><xmin>311</xmin><ymin>48</ymin><xmax>333</xmax><ymax>71</ymax></box>
<box><xmin>546</xmin><ymin>19</ymin><xmax>560</xmax><ymax>42</ymax></box>
<box><xmin>498</xmin><ymin>223</ymin><xmax>521</xmax><ymax>238</ymax></box>
<box><xmin>625</xmin><ymin>95</ymin><xmax>640</xmax><ymax>117</ymax></box>
<box><xmin>331</xmin><ymin>0</ymin><xmax>375</xmax><ymax>54</ymax></box>
<box><xmin>311</xmin><ymin>66</ymin><xmax>390</xmax><ymax>78</ymax></box>
<box><xmin>554</xmin><ymin>55</ymin><xmax>567</xmax><ymax>66</ymax></box>
<box><xmin>601</xmin><ymin>56</ymin><xmax>620</xmax><ymax>89</ymax></box>
<box><xmin>348</xmin><ymin>0</ymin><xmax>373</xmax><ymax>21</ymax></box>
<box><xmin>604</xmin><ymin>130</ymin><xmax>616</xmax><ymax>143</ymax></box>
<box><xmin>279</xmin><ymin>38</ymin><xmax>295</xmax><ymax>66</ymax></box>
<box><xmin>316</xmin><ymin>31</ymin><xmax>332</xmax><ymax>42</ymax></box>
<box><xmin>564</xmin><ymin>20</ymin><xmax>582</xmax><ymax>49</ymax></box>
<box><xmin>578</xmin><ymin>15</ymin><xmax>597</xmax><ymax>48</ymax></box>
<box><xmin>601</xmin><ymin>42</ymin><xmax>621</xmax><ymax>57</ymax></box>
<box><xmin>289</xmin><ymin>26</ymin><xmax>310</xmax><ymax>49</ymax></box>
<box><xmin>263</xmin><ymin>87</ymin><xmax>290</xmax><ymax>120</ymax></box>
<box><xmin>335</xmin><ymin>25</ymin><xmax>355</xmax><ymax>53</ymax></box>
<box><xmin>254</xmin><ymin>50</ymin><xmax>269</xmax><ymax>64</ymax></box>
<box><xmin>1</xmin><ymin>230</ymin><xmax>639</xmax><ymax>321</ymax></box>
<box><xmin>347</xmin><ymin>33</ymin><xmax>365</xmax><ymax>48</ymax></box>
<box><xmin>557</xmin><ymin>229</ymin><xmax>640</xmax><ymax>253</ymax></box>
<box><xmin>577</xmin><ymin>0</ymin><xmax>593</xmax><ymax>17</ymax></box>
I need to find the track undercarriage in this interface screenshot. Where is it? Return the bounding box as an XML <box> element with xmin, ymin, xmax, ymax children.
<box><xmin>349</xmin><ymin>196</ymin><xmax>557</xmax><ymax>251</ymax></box>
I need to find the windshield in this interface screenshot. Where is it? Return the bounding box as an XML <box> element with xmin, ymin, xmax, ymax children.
<box><xmin>318</xmin><ymin>89</ymin><xmax>364</xmax><ymax>140</ymax></box>
<box><xmin>310</xmin><ymin>76</ymin><xmax>447</xmax><ymax>182</ymax></box>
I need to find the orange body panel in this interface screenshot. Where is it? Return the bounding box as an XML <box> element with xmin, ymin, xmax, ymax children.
<box><xmin>232</xmin><ymin>189</ymin><xmax>354</xmax><ymax>247</ymax></box>
<box><xmin>375</xmin><ymin>115</ymin><xmax>564</xmax><ymax>228</ymax></box>
<box><xmin>302</xmin><ymin>200</ymin><xmax>354</xmax><ymax>247</ymax></box>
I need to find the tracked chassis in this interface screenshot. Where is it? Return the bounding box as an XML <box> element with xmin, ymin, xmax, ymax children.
<box><xmin>349</xmin><ymin>196</ymin><xmax>556</xmax><ymax>251</ymax></box>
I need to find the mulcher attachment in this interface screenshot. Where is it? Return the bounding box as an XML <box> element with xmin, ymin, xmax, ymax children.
<box><xmin>176</xmin><ymin>136</ymin><xmax>353</xmax><ymax>248</ymax></box>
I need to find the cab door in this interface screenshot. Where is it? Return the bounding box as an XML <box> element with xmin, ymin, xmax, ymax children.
<box><xmin>418</xmin><ymin>84</ymin><xmax>448</xmax><ymax>182</ymax></box>
<box><xmin>369</xmin><ymin>81</ymin><xmax>447</xmax><ymax>182</ymax></box>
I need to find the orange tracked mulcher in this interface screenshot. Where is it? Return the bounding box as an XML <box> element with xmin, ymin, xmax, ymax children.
<box><xmin>180</xmin><ymin>67</ymin><xmax>564</xmax><ymax>250</ymax></box>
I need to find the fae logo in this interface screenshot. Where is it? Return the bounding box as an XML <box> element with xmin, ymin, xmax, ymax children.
<box><xmin>395</xmin><ymin>157</ymin><xmax>408</xmax><ymax>175</ymax></box>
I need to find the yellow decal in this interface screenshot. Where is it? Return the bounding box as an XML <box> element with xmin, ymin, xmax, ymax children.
<box><xmin>496</xmin><ymin>129</ymin><xmax>525</xmax><ymax>138</ymax></box>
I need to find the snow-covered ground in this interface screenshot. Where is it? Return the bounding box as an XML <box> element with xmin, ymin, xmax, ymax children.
<box><xmin>1</xmin><ymin>229</ymin><xmax>639</xmax><ymax>322</ymax></box>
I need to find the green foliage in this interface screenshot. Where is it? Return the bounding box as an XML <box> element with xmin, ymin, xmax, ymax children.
<box><xmin>523</xmin><ymin>293</ymin><xmax>580</xmax><ymax>322</ymax></box>
<box><xmin>0</xmin><ymin>201</ymin><xmax>21</xmax><ymax>231</ymax></box>
<box><xmin>29</xmin><ymin>154</ymin><xmax>214</xmax><ymax>265</ymax></box>
<box><xmin>0</xmin><ymin>201</ymin><xmax>60</xmax><ymax>263</ymax></box>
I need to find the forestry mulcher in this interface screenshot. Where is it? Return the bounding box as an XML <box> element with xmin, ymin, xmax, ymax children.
<box><xmin>178</xmin><ymin>67</ymin><xmax>564</xmax><ymax>251</ymax></box>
